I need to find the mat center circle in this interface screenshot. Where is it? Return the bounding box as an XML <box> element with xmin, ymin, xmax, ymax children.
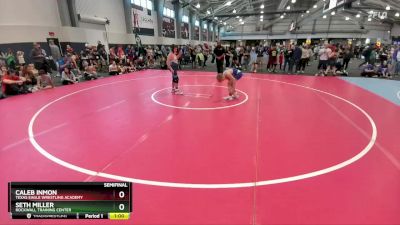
<box><xmin>151</xmin><ymin>85</ymin><xmax>249</xmax><ymax>110</ymax></box>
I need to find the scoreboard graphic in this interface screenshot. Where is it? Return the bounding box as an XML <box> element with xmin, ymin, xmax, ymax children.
<box><xmin>8</xmin><ymin>182</ymin><xmax>132</xmax><ymax>220</ymax></box>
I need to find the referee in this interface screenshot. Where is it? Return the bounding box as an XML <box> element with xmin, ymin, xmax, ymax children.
<box><xmin>214</xmin><ymin>41</ymin><xmax>226</xmax><ymax>78</ymax></box>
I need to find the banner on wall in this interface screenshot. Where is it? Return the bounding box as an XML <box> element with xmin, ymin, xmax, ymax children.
<box><xmin>132</xmin><ymin>5</ymin><xmax>156</xmax><ymax>36</ymax></box>
<box><xmin>162</xmin><ymin>17</ymin><xmax>175</xmax><ymax>38</ymax></box>
<box><xmin>202</xmin><ymin>29</ymin><xmax>208</xmax><ymax>42</ymax></box>
<box><xmin>194</xmin><ymin>26</ymin><xmax>200</xmax><ymax>41</ymax></box>
<box><xmin>181</xmin><ymin>23</ymin><xmax>189</xmax><ymax>39</ymax></box>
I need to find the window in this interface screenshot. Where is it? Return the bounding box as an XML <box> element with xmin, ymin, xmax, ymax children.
<box><xmin>131</xmin><ymin>0</ymin><xmax>152</xmax><ymax>10</ymax></box>
<box><xmin>147</xmin><ymin>0</ymin><xmax>153</xmax><ymax>10</ymax></box>
<box><xmin>203</xmin><ymin>23</ymin><xmax>207</xmax><ymax>29</ymax></box>
<box><xmin>140</xmin><ymin>0</ymin><xmax>146</xmax><ymax>8</ymax></box>
<box><xmin>182</xmin><ymin>15</ymin><xmax>189</xmax><ymax>23</ymax></box>
<box><xmin>195</xmin><ymin>20</ymin><xmax>199</xmax><ymax>26</ymax></box>
<box><xmin>163</xmin><ymin>7</ymin><xmax>175</xmax><ymax>18</ymax></box>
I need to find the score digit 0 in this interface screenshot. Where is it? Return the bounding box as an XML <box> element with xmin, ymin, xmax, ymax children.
<box><xmin>119</xmin><ymin>191</ymin><xmax>125</xmax><ymax>198</ymax></box>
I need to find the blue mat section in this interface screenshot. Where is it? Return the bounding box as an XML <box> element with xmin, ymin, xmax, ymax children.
<box><xmin>341</xmin><ymin>77</ymin><xmax>400</xmax><ymax>106</ymax></box>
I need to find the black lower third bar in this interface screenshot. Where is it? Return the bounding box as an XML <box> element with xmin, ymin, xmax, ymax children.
<box><xmin>11</xmin><ymin>213</ymin><xmax>109</xmax><ymax>219</ymax></box>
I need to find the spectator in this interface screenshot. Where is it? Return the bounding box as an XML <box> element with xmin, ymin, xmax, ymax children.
<box><xmin>250</xmin><ymin>47</ymin><xmax>258</xmax><ymax>73</ymax></box>
<box><xmin>1</xmin><ymin>68</ymin><xmax>29</xmax><ymax>95</ymax></box>
<box><xmin>83</xmin><ymin>66</ymin><xmax>99</xmax><ymax>80</ymax></box>
<box><xmin>109</xmin><ymin>61</ymin><xmax>119</xmax><ymax>75</ymax></box>
<box><xmin>293</xmin><ymin>44</ymin><xmax>302</xmax><ymax>73</ymax></box>
<box><xmin>6</xmin><ymin>49</ymin><xmax>17</xmax><ymax>70</ymax></box>
<box><xmin>30</xmin><ymin>43</ymin><xmax>45</xmax><ymax>71</ymax></box>
<box><xmin>316</xmin><ymin>44</ymin><xmax>329</xmax><ymax>76</ymax></box>
<box><xmin>37</xmin><ymin>69</ymin><xmax>54</xmax><ymax>90</ymax></box>
<box><xmin>361</xmin><ymin>63</ymin><xmax>376</xmax><ymax>77</ymax></box>
<box><xmin>342</xmin><ymin>48</ymin><xmax>353</xmax><ymax>72</ymax></box>
<box><xmin>16</xmin><ymin>51</ymin><xmax>26</xmax><ymax>67</ymax></box>
<box><xmin>214</xmin><ymin>41</ymin><xmax>225</xmax><ymax>77</ymax></box>
<box><xmin>61</xmin><ymin>67</ymin><xmax>78</xmax><ymax>85</ymax></box>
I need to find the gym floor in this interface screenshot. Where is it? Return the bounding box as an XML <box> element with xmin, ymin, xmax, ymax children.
<box><xmin>0</xmin><ymin>69</ymin><xmax>399</xmax><ymax>224</ymax></box>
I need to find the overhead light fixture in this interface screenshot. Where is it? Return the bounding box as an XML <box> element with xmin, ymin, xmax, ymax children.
<box><xmin>239</xmin><ymin>18</ymin><xmax>242</xmax><ymax>22</ymax></box>
<box><xmin>331</xmin><ymin>11</ymin><xmax>335</xmax><ymax>15</ymax></box>
<box><xmin>280</xmin><ymin>15</ymin><xmax>284</xmax><ymax>18</ymax></box>
<box><xmin>196</xmin><ymin>3</ymin><xmax>200</xmax><ymax>8</ymax></box>
<box><xmin>368</xmin><ymin>18</ymin><xmax>372</xmax><ymax>21</ymax></box>
<box><xmin>207</xmin><ymin>10</ymin><xmax>210</xmax><ymax>15</ymax></box>
<box><xmin>323</xmin><ymin>15</ymin><xmax>327</xmax><ymax>19</ymax></box>
<box><xmin>345</xmin><ymin>16</ymin><xmax>350</xmax><ymax>20</ymax></box>
<box><xmin>260</xmin><ymin>19</ymin><xmax>263</xmax><ymax>22</ymax></box>
<box><xmin>286</xmin><ymin>5</ymin><xmax>291</xmax><ymax>10</ymax></box>
<box><xmin>260</xmin><ymin>4</ymin><xmax>264</xmax><ymax>9</ymax></box>
<box><xmin>214</xmin><ymin>17</ymin><xmax>218</xmax><ymax>19</ymax></box>
<box><xmin>386</xmin><ymin>5</ymin><xmax>390</xmax><ymax>11</ymax></box>
<box><xmin>291</xmin><ymin>0</ymin><xmax>296</xmax><ymax>3</ymax></box>
<box><xmin>388</xmin><ymin>30</ymin><xmax>391</xmax><ymax>33</ymax></box>
<box><xmin>356</xmin><ymin>14</ymin><xmax>360</xmax><ymax>18</ymax></box>
<box><xmin>223</xmin><ymin>22</ymin><xmax>227</xmax><ymax>25</ymax></box>
<box><xmin>260</xmin><ymin>15</ymin><xmax>263</xmax><ymax>18</ymax></box>
<box><xmin>240</xmin><ymin>21</ymin><xmax>244</xmax><ymax>24</ymax></box>
<box><xmin>396</xmin><ymin>12</ymin><xmax>400</xmax><ymax>17</ymax></box>
<box><xmin>236</xmin><ymin>16</ymin><xmax>240</xmax><ymax>18</ymax></box>
<box><xmin>301</xmin><ymin>14</ymin><xmax>304</xmax><ymax>17</ymax></box>
<box><xmin>313</xmin><ymin>4</ymin><xmax>317</xmax><ymax>8</ymax></box>
<box><xmin>261</xmin><ymin>11</ymin><xmax>264</xmax><ymax>14</ymax></box>
<box><xmin>233</xmin><ymin>9</ymin><xmax>236</xmax><ymax>13</ymax></box>
<box><xmin>306</xmin><ymin>10</ymin><xmax>310</xmax><ymax>13</ymax></box>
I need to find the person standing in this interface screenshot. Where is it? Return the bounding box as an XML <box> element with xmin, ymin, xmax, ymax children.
<box><xmin>342</xmin><ymin>47</ymin><xmax>353</xmax><ymax>73</ymax></box>
<box><xmin>214</xmin><ymin>41</ymin><xmax>226</xmax><ymax>77</ymax></box>
<box><xmin>167</xmin><ymin>45</ymin><xmax>183</xmax><ymax>94</ymax></box>
<box><xmin>48</xmin><ymin>40</ymin><xmax>62</xmax><ymax>75</ymax></box>
<box><xmin>293</xmin><ymin>44</ymin><xmax>302</xmax><ymax>74</ymax></box>
<box><xmin>30</xmin><ymin>43</ymin><xmax>45</xmax><ymax>71</ymax></box>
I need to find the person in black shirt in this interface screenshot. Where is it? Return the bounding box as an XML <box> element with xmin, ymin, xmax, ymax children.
<box><xmin>214</xmin><ymin>41</ymin><xmax>225</xmax><ymax>77</ymax></box>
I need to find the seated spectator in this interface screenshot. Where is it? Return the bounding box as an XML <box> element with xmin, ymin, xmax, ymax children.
<box><xmin>61</xmin><ymin>67</ymin><xmax>78</xmax><ymax>85</ymax></box>
<box><xmin>1</xmin><ymin>68</ymin><xmax>29</xmax><ymax>95</ymax></box>
<box><xmin>83</xmin><ymin>66</ymin><xmax>98</xmax><ymax>80</ymax></box>
<box><xmin>20</xmin><ymin>64</ymin><xmax>38</xmax><ymax>86</ymax></box>
<box><xmin>361</xmin><ymin>63</ymin><xmax>377</xmax><ymax>77</ymax></box>
<box><xmin>136</xmin><ymin>57</ymin><xmax>146</xmax><ymax>70</ymax></box>
<box><xmin>124</xmin><ymin>61</ymin><xmax>137</xmax><ymax>73</ymax></box>
<box><xmin>37</xmin><ymin>70</ymin><xmax>54</xmax><ymax>90</ymax></box>
<box><xmin>109</xmin><ymin>61</ymin><xmax>119</xmax><ymax>75</ymax></box>
<box><xmin>16</xmin><ymin>51</ymin><xmax>25</xmax><ymax>67</ymax></box>
<box><xmin>377</xmin><ymin>61</ymin><xmax>390</xmax><ymax>78</ymax></box>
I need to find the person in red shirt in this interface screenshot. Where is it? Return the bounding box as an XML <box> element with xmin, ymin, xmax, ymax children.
<box><xmin>1</xmin><ymin>68</ymin><xmax>29</xmax><ymax>96</ymax></box>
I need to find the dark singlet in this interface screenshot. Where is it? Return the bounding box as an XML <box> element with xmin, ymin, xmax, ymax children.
<box><xmin>232</xmin><ymin>68</ymin><xmax>243</xmax><ymax>80</ymax></box>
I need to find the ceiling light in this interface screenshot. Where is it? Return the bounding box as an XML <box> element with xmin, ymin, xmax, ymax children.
<box><xmin>207</xmin><ymin>10</ymin><xmax>210</xmax><ymax>15</ymax></box>
<box><xmin>260</xmin><ymin>15</ymin><xmax>263</xmax><ymax>18</ymax></box>
<box><xmin>286</xmin><ymin>5</ymin><xmax>291</xmax><ymax>10</ymax></box>
<box><xmin>306</xmin><ymin>10</ymin><xmax>310</xmax><ymax>13</ymax></box>
<box><xmin>240</xmin><ymin>21</ymin><xmax>244</xmax><ymax>24</ymax></box>
<box><xmin>301</xmin><ymin>14</ymin><xmax>304</xmax><ymax>17</ymax></box>
<box><xmin>388</xmin><ymin>30</ymin><xmax>391</xmax><ymax>33</ymax></box>
<box><xmin>261</xmin><ymin>11</ymin><xmax>264</xmax><ymax>14</ymax></box>
<box><xmin>356</xmin><ymin>14</ymin><xmax>360</xmax><ymax>18</ymax></box>
<box><xmin>345</xmin><ymin>16</ymin><xmax>350</xmax><ymax>20</ymax></box>
<box><xmin>331</xmin><ymin>11</ymin><xmax>335</xmax><ymax>15</ymax></box>
<box><xmin>236</xmin><ymin>16</ymin><xmax>240</xmax><ymax>18</ymax></box>
<box><xmin>260</xmin><ymin>4</ymin><xmax>264</xmax><ymax>9</ymax></box>
<box><xmin>233</xmin><ymin>9</ymin><xmax>236</xmax><ymax>13</ymax></box>
<box><xmin>368</xmin><ymin>18</ymin><xmax>372</xmax><ymax>21</ymax></box>
<box><xmin>223</xmin><ymin>22</ymin><xmax>227</xmax><ymax>25</ymax></box>
<box><xmin>196</xmin><ymin>3</ymin><xmax>200</xmax><ymax>8</ymax></box>
<box><xmin>214</xmin><ymin>17</ymin><xmax>218</xmax><ymax>19</ymax></box>
<box><xmin>291</xmin><ymin>0</ymin><xmax>296</xmax><ymax>3</ymax></box>
<box><xmin>395</xmin><ymin>12</ymin><xmax>400</xmax><ymax>17</ymax></box>
<box><xmin>385</xmin><ymin>5</ymin><xmax>390</xmax><ymax>11</ymax></box>
<box><xmin>280</xmin><ymin>15</ymin><xmax>284</xmax><ymax>18</ymax></box>
<box><xmin>323</xmin><ymin>15</ymin><xmax>327</xmax><ymax>19</ymax></box>
<box><xmin>260</xmin><ymin>19</ymin><xmax>263</xmax><ymax>22</ymax></box>
<box><xmin>239</xmin><ymin>18</ymin><xmax>242</xmax><ymax>22</ymax></box>
<box><xmin>313</xmin><ymin>4</ymin><xmax>317</xmax><ymax>8</ymax></box>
